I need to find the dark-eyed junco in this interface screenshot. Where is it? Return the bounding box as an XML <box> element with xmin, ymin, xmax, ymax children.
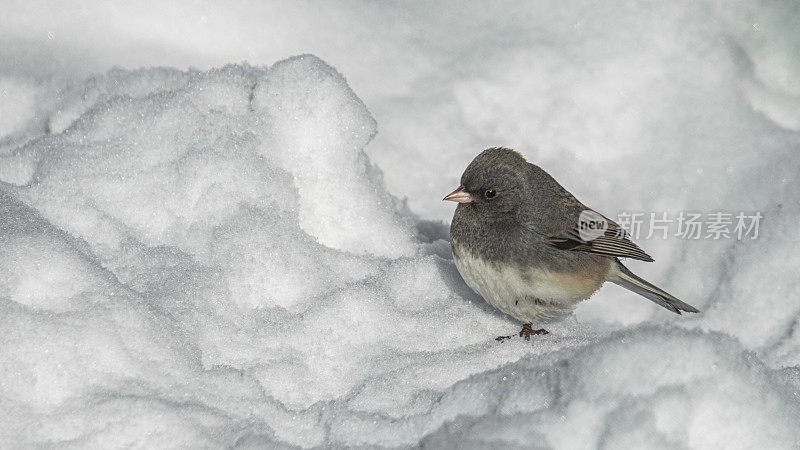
<box><xmin>444</xmin><ymin>147</ymin><xmax>698</xmax><ymax>341</ymax></box>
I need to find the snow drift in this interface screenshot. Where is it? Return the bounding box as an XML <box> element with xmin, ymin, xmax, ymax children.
<box><xmin>1</xmin><ymin>53</ymin><xmax>799</xmax><ymax>448</ymax></box>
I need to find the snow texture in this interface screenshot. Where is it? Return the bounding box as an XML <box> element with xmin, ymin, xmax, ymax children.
<box><xmin>1</xmin><ymin>1</ymin><xmax>800</xmax><ymax>448</ymax></box>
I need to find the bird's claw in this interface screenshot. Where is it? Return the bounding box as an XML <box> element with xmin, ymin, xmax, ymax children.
<box><xmin>519</xmin><ymin>323</ymin><xmax>549</xmax><ymax>341</ymax></box>
<box><xmin>495</xmin><ymin>324</ymin><xmax>549</xmax><ymax>342</ymax></box>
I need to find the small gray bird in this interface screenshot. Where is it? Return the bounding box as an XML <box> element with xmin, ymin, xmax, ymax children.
<box><xmin>444</xmin><ymin>147</ymin><xmax>698</xmax><ymax>341</ymax></box>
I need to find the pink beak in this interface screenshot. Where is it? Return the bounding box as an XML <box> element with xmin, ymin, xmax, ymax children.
<box><xmin>443</xmin><ymin>187</ymin><xmax>473</xmax><ymax>203</ymax></box>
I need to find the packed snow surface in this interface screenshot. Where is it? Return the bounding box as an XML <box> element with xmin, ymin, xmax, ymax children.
<box><xmin>2</xmin><ymin>1</ymin><xmax>800</xmax><ymax>448</ymax></box>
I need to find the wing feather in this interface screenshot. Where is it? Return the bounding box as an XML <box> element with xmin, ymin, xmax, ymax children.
<box><xmin>547</xmin><ymin>212</ymin><xmax>654</xmax><ymax>262</ymax></box>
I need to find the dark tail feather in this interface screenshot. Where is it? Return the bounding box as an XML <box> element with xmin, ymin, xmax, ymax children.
<box><xmin>609</xmin><ymin>260</ymin><xmax>699</xmax><ymax>314</ymax></box>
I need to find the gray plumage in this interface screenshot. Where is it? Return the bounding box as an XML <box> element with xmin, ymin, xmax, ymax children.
<box><xmin>445</xmin><ymin>147</ymin><xmax>698</xmax><ymax>327</ymax></box>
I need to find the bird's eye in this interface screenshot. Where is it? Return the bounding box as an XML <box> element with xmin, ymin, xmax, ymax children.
<box><xmin>484</xmin><ymin>189</ymin><xmax>497</xmax><ymax>199</ymax></box>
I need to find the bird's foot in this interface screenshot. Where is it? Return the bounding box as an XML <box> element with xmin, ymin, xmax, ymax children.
<box><xmin>519</xmin><ymin>323</ymin><xmax>548</xmax><ymax>341</ymax></box>
<box><xmin>495</xmin><ymin>324</ymin><xmax>549</xmax><ymax>342</ymax></box>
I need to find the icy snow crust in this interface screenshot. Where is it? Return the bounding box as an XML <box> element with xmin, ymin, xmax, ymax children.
<box><xmin>1</xmin><ymin>53</ymin><xmax>799</xmax><ymax>448</ymax></box>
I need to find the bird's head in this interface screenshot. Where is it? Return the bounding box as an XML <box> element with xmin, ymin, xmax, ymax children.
<box><xmin>444</xmin><ymin>147</ymin><xmax>529</xmax><ymax>218</ymax></box>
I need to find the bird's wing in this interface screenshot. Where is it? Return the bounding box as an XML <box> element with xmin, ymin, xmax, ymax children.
<box><xmin>545</xmin><ymin>211</ymin><xmax>654</xmax><ymax>262</ymax></box>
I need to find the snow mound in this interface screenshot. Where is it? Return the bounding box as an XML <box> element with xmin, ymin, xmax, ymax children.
<box><xmin>1</xmin><ymin>55</ymin><xmax>799</xmax><ymax>448</ymax></box>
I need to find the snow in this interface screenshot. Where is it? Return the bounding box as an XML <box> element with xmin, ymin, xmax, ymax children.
<box><xmin>1</xmin><ymin>1</ymin><xmax>800</xmax><ymax>448</ymax></box>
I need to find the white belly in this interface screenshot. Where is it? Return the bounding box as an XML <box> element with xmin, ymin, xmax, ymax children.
<box><xmin>452</xmin><ymin>240</ymin><xmax>603</xmax><ymax>322</ymax></box>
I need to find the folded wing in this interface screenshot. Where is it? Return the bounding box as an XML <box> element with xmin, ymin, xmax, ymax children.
<box><xmin>546</xmin><ymin>212</ymin><xmax>654</xmax><ymax>262</ymax></box>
